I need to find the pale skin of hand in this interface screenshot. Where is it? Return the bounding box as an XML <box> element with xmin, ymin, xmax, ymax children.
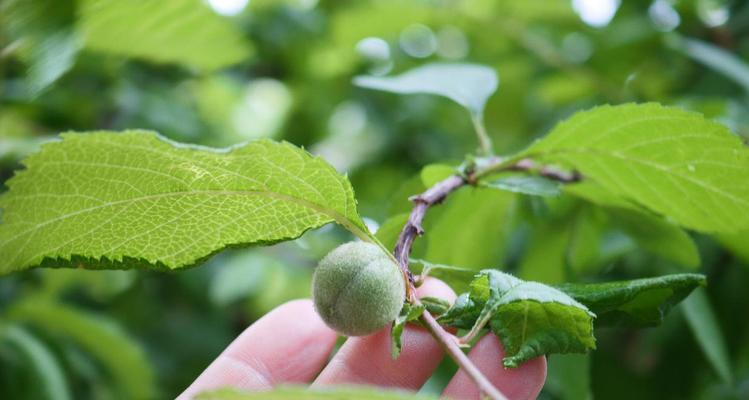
<box><xmin>178</xmin><ymin>278</ymin><xmax>546</xmax><ymax>400</ymax></box>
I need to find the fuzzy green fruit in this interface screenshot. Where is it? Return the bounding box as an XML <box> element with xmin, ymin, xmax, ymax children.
<box><xmin>312</xmin><ymin>241</ymin><xmax>406</xmax><ymax>336</ymax></box>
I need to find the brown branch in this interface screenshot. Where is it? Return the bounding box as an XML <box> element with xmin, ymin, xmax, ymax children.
<box><xmin>393</xmin><ymin>174</ymin><xmax>465</xmax><ymax>300</ymax></box>
<box><xmin>392</xmin><ymin>172</ymin><xmax>508</xmax><ymax>399</ymax></box>
<box><xmin>391</xmin><ymin>157</ymin><xmax>580</xmax><ymax>400</ymax></box>
<box><xmin>508</xmin><ymin>158</ymin><xmax>582</xmax><ymax>183</ymax></box>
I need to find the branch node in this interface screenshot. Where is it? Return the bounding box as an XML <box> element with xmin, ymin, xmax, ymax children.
<box><xmin>413</xmin><ymin>224</ymin><xmax>425</xmax><ymax>236</ymax></box>
<box><xmin>392</xmin><ymin>171</ymin><xmax>507</xmax><ymax>400</ymax></box>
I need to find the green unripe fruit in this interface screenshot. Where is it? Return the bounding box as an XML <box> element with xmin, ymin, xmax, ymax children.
<box><xmin>312</xmin><ymin>241</ymin><xmax>406</xmax><ymax>336</ymax></box>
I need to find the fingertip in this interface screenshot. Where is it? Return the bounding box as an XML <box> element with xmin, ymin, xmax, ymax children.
<box><xmin>416</xmin><ymin>277</ymin><xmax>457</xmax><ymax>304</ymax></box>
<box><xmin>442</xmin><ymin>334</ymin><xmax>546</xmax><ymax>400</ymax></box>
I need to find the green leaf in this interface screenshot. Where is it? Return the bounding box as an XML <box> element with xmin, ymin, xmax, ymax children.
<box><xmin>519</xmin><ymin>103</ymin><xmax>749</xmax><ymax>233</ymax></box>
<box><xmin>439</xmin><ymin>270</ymin><xmax>706</xmax><ymax>367</ymax></box>
<box><xmin>436</xmin><ymin>293</ymin><xmax>482</xmax><ymax>330</ymax></box>
<box><xmin>567</xmin><ymin>207</ymin><xmax>606</xmax><ymax>275</ymax></box>
<box><xmin>0</xmin><ymin>131</ymin><xmax>372</xmax><ymax>275</ymax></box>
<box><xmin>0</xmin><ymin>0</ymin><xmax>80</xmax><ymax>94</ymax></box>
<box><xmin>562</xmin><ymin>190</ymin><xmax>699</xmax><ymax>269</ymax></box>
<box><xmin>354</xmin><ymin>63</ymin><xmax>498</xmax><ymax>116</ymax></box>
<box><xmin>555</xmin><ymin>273</ymin><xmax>706</xmax><ymax>327</ymax></box>
<box><xmin>6</xmin><ymin>299</ymin><xmax>156</xmax><ymax>400</ymax></box>
<box><xmin>716</xmin><ymin>231</ymin><xmax>749</xmax><ymax>265</ymax></box>
<box><xmin>563</xmin><ymin>180</ymin><xmax>639</xmax><ymax>211</ymax></box>
<box><xmin>423</xmin><ymin>188</ymin><xmax>515</xmax><ymax>270</ymax></box>
<box><xmin>470</xmin><ymin>270</ymin><xmax>523</xmax><ymax>303</ymax></box>
<box><xmin>444</xmin><ymin>270</ymin><xmax>596</xmax><ymax>368</ymax></box>
<box><xmin>488</xmin><ymin>281</ymin><xmax>596</xmax><ymax>367</ymax></box>
<box><xmin>375</xmin><ymin>213</ymin><xmax>410</xmax><ymax>250</ymax></box>
<box><xmin>517</xmin><ymin>222</ymin><xmax>570</xmax><ymax>284</ymax></box>
<box><xmin>197</xmin><ymin>386</ymin><xmax>439</xmax><ymax>400</ymax></box>
<box><xmin>39</xmin><ymin>269</ymin><xmax>136</xmax><ymax>301</ymax></box>
<box><xmin>209</xmin><ymin>252</ymin><xmax>280</xmax><ymax>306</ymax></box>
<box><xmin>437</xmin><ymin>270</ymin><xmax>519</xmax><ymax>330</ymax></box>
<box><xmin>682</xmin><ymin>288</ymin><xmax>733</xmax><ymax>384</ymax></box>
<box><xmin>420</xmin><ymin>164</ymin><xmax>457</xmax><ymax>188</ymax></box>
<box><xmin>608</xmin><ymin>208</ymin><xmax>700</xmax><ymax>268</ymax></box>
<box><xmin>411</xmin><ymin>258</ymin><xmax>476</xmax><ymax>294</ymax></box>
<box><xmin>391</xmin><ymin>303</ymin><xmax>425</xmax><ymax>359</ymax></box>
<box><xmin>419</xmin><ymin>296</ymin><xmax>452</xmax><ymax>316</ymax></box>
<box><xmin>1</xmin><ymin>325</ymin><xmax>72</xmax><ymax>400</ymax></box>
<box><xmin>667</xmin><ymin>35</ymin><xmax>749</xmax><ymax>93</ymax></box>
<box><xmin>78</xmin><ymin>0</ymin><xmax>252</xmax><ymax>71</ymax></box>
<box><xmin>482</xmin><ymin>175</ymin><xmax>561</xmax><ymax>197</ymax></box>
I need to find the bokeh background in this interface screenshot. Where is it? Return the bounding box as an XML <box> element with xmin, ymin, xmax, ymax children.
<box><xmin>1</xmin><ymin>0</ymin><xmax>749</xmax><ymax>399</ymax></box>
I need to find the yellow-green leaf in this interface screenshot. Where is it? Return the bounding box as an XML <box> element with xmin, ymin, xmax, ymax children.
<box><xmin>79</xmin><ymin>0</ymin><xmax>252</xmax><ymax>71</ymax></box>
<box><xmin>0</xmin><ymin>131</ymin><xmax>372</xmax><ymax>275</ymax></box>
<box><xmin>520</xmin><ymin>103</ymin><xmax>749</xmax><ymax>233</ymax></box>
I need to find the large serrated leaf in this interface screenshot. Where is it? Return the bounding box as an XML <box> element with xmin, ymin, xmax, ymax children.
<box><xmin>443</xmin><ymin>270</ymin><xmax>596</xmax><ymax>368</ymax></box>
<box><xmin>488</xmin><ymin>281</ymin><xmax>596</xmax><ymax>368</ymax></box>
<box><xmin>555</xmin><ymin>273</ymin><xmax>706</xmax><ymax>327</ymax></box>
<box><xmin>519</xmin><ymin>103</ymin><xmax>749</xmax><ymax>233</ymax></box>
<box><xmin>79</xmin><ymin>0</ymin><xmax>252</xmax><ymax>71</ymax></box>
<box><xmin>0</xmin><ymin>131</ymin><xmax>372</xmax><ymax>274</ymax></box>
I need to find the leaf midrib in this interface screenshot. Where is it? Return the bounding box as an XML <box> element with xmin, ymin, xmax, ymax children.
<box><xmin>2</xmin><ymin>188</ymin><xmax>370</xmax><ymax>265</ymax></box>
<box><xmin>522</xmin><ymin>147</ymin><xmax>749</xmax><ymax>208</ymax></box>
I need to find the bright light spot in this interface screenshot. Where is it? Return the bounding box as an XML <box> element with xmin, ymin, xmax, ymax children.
<box><xmin>400</xmin><ymin>24</ymin><xmax>437</xmax><ymax>58</ymax></box>
<box><xmin>356</xmin><ymin>37</ymin><xmax>392</xmax><ymax>75</ymax></box>
<box><xmin>328</xmin><ymin>101</ymin><xmax>367</xmax><ymax>137</ymax></box>
<box><xmin>294</xmin><ymin>0</ymin><xmax>318</xmax><ymax>11</ymax></box>
<box><xmin>312</xmin><ymin>101</ymin><xmax>384</xmax><ymax>171</ymax></box>
<box><xmin>232</xmin><ymin>79</ymin><xmax>292</xmax><ymax>139</ymax></box>
<box><xmin>649</xmin><ymin>0</ymin><xmax>681</xmax><ymax>32</ymax></box>
<box><xmin>206</xmin><ymin>0</ymin><xmax>248</xmax><ymax>16</ymax></box>
<box><xmin>363</xmin><ymin>218</ymin><xmax>380</xmax><ymax>234</ymax></box>
<box><xmin>572</xmin><ymin>0</ymin><xmax>620</xmax><ymax>28</ymax></box>
<box><xmin>436</xmin><ymin>26</ymin><xmax>469</xmax><ymax>60</ymax></box>
<box><xmin>356</xmin><ymin>37</ymin><xmax>390</xmax><ymax>61</ymax></box>
<box><xmin>697</xmin><ymin>0</ymin><xmax>730</xmax><ymax>27</ymax></box>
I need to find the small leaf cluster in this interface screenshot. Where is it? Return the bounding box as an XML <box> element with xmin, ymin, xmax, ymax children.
<box><xmin>395</xmin><ymin>266</ymin><xmax>704</xmax><ymax>368</ymax></box>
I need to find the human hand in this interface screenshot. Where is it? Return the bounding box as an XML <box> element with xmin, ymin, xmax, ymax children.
<box><xmin>179</xmin><ymin>278</ymin><xmax>546</xmax><ymax>400</ymax></box>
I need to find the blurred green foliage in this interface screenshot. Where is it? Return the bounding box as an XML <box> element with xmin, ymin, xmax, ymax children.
<box><xmin>1</xmin><ymin>0</ymin><xmax>749</xmax><ymax>399</ymax></box>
